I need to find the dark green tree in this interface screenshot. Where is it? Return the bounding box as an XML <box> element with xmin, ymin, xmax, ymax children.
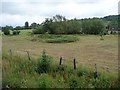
<box><xmin>2</xmin><ymin>26</ymin><xmax>12</xmax><ymax>35</ymax></box>
<box><xmin>30</xmin><ymin>22</ymin><xmax>37</xmax><ymax>29</ymax></box>
<box><xmin>82</xmin><ymin>18</ymin><xmax>105</xmax><ymax>34</ymax></box>
<box><xmin>14</xmin><ymin>26</ymin><xmax>23</xmax><ymax>30</ymax></box>
<box><xmin>25</xmin><ymin>21</ymin><xmax>29</xmax><ymax>29</ymax></box>
<box><xmin>33</xmin><ymin>25</ymin><xmax>45</xmax><ymax>34</ymax></box>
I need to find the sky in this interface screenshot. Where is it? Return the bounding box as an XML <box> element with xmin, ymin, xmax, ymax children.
<box><xmin>0</xmin><ymin>0</ymin><xmax>119</xmax><ymax>27</ymax></box>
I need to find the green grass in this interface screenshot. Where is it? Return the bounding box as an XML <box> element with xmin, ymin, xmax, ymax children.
<box><xmin>0</xmin><ymin>30</ymin><xmax>2</xmax><ymax>35</ymax></box>
<box><xmin>10</xmin><ymin>29</ymin><xmax>32</xmax><ymax>36</ymax></box>
<box><xmin>19</xmin><ymin>29</ymin><xmax>32</xmax><ymax>36</ymax></box>
<box><xmin>2</xmin><ymin>29</ymin><xmax>118</xmax><ymax>76</ymax></box>
<box><xmin>2</xmin><ymin>51</ymin><xmax>119</xmax><ymax>88</ymax></box>
<box><xmin>30</xmin><ymin>34</ymin><xmax>79</xmax><ymax>43</ymax></box>
<box><xmin>2</xmin><ymin>29</ymin><xmax>119</xmax><ymax>88</ymax></box>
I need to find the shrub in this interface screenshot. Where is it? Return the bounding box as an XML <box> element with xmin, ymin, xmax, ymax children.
<box><xmin>112</xmin><ymin>31</ymin><xmax>117</xmax><ymax>35</ymax></box>
<box><xmin>3</xmin><ymin>30</ymin><xmax>10</xmax><ymax>35</ymax></box>
<box><xmin>110</xmin><ymin>31</ymin><xmax>113</xmax><ymax>34</ymax></box>
<box><xmin>12</xmin><ymin>30</ymin><xmax>20</xmax><ymax>35</ymax></box>
<box><xmin>68</xmin><ymin>75</ymin><xmax>79</xmax><ymax>88</ymax></box>
<box><xmin>55</xmin><ymin>65</ymin><xmax>67</xmax><ymax>72</ymax></box>
<box><xmin>13</xmin><ymin>30</ymin><xmax>17</xmax><ymax>35</ymax></box>
<box><xmin>93</xmin><ymin>75</ymin><xmax>111</xmax><ymax>88</ymax></box>
<box><xmin>103</xmin><ymin>30</ymin><xmax>108</xmax><ymax>35</ymax></box>
<box><xmin>36</xmin><ymin>50</ymin><xmax>52</xmax><ymax>73</ymax></box>
<box><xmin>32</xmin><ymin>25</ymin><xmax>45</xmax><ymax>34</ymax></box>
<box><xmin>32</xmin><ymin>29</ymin><xmax>41</xmax><ymax>34</ymax></box>
<box><xmin>76</xmin><ymin>68</ymin><xmax>87</xmax><ymax>77</ymax></box>
<box><xmin>17</xmin><ymin>31</ymin><xmax>20</xmax><ymax>35</ymax></box>
<box><xmin>99</xmin><ymin>32</ymin><xmax>104</xmax><ymax>40</ymax></box>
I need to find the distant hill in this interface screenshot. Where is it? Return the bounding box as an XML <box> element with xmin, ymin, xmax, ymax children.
<box><xmin>102</xmin><ymin>15</ymin><xmax>118</xmax><ymax>21</ymax></box>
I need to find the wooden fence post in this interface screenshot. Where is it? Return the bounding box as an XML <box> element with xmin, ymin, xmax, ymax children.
<box><xmin>73</xmin><ymin>58</ymin><xmax>76</xmax><ymax>69</ymax></box>
<box><xmin>9</xmin><ymin>49</ymin><xmax>13</xmax><ymax>59</ymax></box>
<box><xmin>94</xmin><ymin>63</ymin><xmax>98</xmax><ymax>79</ymax></box>
<box><xmin>9</xmin><ymin>49</ymin><xmax>12</xmax><ymax>56</ymax></box>
<box><xmin>106</xmin><ymin>67</ymin><xmax>109</xmax><ymax>72</ymax></box>
<box><xmin>26</xmin><ymin>51</ymin><xmax>31</xmax><ymax>60</ymax></box>
<box><xmin>59</xmin><ymin>57</ymin><xmax>62</xmax><ymax>65</ymax></box>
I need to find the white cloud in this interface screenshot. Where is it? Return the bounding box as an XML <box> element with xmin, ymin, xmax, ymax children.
<box><xmin>1</xmin><ymin>0</ymin><xmax>119</xmax><ymax>27</ymax></box>
<box><xmin>1</xmin><ymin>14</ymin><xmax>46</xmax><ymax>27</ymax></box>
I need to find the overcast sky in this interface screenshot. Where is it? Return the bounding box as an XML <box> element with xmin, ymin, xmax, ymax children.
<box><xmin>1</xmin><ymin>0</ymin><xmax>119</xmax><ymax>27</ymax></box>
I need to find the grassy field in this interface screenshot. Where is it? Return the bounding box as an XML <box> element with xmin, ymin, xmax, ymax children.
<box><xmin>2</xmin><ymin>30</ymin><xmax>118</xmax><ymax>75</ymax></box>
<box><xmin>2</xmin><ymin>29</ymin><xmax>119</xmax><ymax>88</ymax></box>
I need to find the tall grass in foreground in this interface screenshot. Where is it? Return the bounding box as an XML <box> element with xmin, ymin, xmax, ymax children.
<box><xmin>2</xmin><ymin>51</ymin><xmax>119</xmax><ymax>88</ymax></box>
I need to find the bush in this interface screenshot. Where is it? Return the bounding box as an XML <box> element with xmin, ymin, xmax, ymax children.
<box><xmin>3</xmin><ymin>30</ymin><xmax>10</xmax><ymax>35</ymax></box>
<box><xmin>93</xmin><ymin>75</ymin><xmax>111</xmax><ymax>88</ymax></box>
<box><xmin>99</xmin><ymin>32</ymin><xmax>104</xmax><ymax>40</ymax></box>
<box><xmin>68</xmin><ymin>75</ymin><xmax>79</xmax><ymax>88</ymax></box>
<box><xmin>103</xmin><ymin>30</ymin><xmax>108</xmax><ymax>35</ymax></box>
<box><xmin>76</xmin><ymin>67</ymin><xmax>89</xmax><ymax>77</ymax></box>
<box><xmin>112</xmin><ymin>31</ymin><xmax>117</xmax><ymax>35</ymax></box>
<box><xmin>56</xmin><ymin>65</ymin><xmax>67</xmax><ymax>72</ymax></box>
<box><xmin>110</xmin><ymin>31</ymin><xmax>113</xmax><ymax>34</ymax></box>
<box><xmin>17</xmin><ymin>31</ymin><xmax>20</xmax><ymax>35</ymax></box>
<box><xmin>32</xmin><ymin>29</ymin><xmax>41</xmax><ymax>34</ymax></box>
<box><xmin>12</xmin><ymin>30</ymin><xmax>20</xmax><ymax>35</ymax></box>
<box><xmin>32</xmin><ymin>25</ymin><xmax>45</xmax><ymax>34</ymax></box>
<box><xmin>110</xmin><ymin>31</ymin><xmax>117</xmax><ymax>35</ymax></box>
<box><xmin>36</xmin><ymin>50</ymin><xmax>52</xmax><ymax>73</ymax></box>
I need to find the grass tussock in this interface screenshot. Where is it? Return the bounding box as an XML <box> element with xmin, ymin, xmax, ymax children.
<box><xmin>2</xmin><ymin>50</ymin><xmax>119</xmax><ymax>88</ymax></box>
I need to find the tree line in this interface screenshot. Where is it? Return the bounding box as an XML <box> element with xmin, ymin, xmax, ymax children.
<box><xmin>1</xmin><ymin>14</ymin><xmax>119</xmax><ymax>35</ymax></box>
<box><xmin>32</xmin><ymin>15</ymin><xmax>105</xmax><ymax>35</ymax></box>
<box><xmin>31</xmin><ymin>15</ymin><xmax>119</xmax><ymax>35</ymax></box>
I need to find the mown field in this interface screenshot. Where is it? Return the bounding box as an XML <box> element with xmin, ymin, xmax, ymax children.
<box><xmin>2</xmin><ymin>29</ymin><xmax>119</xmax><ymax>88</ymax></box>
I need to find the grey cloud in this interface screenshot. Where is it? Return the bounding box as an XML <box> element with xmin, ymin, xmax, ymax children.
<box><xmin>2</xmin><ymin>2</ymin><xmax>27</xmax><ymax>15</ymax></box>
<box><xmin>118</xmin><ymin>1</ymin><xmax>120</xmax><ymax>14</ymax></box>
<box><xmin>1</xmin><ymin>0</ymin><xmax>119</xmax><ymax>26</ymax></box>
<box><xmin>2</xmin><ymin>2</ymin><xmax>62</xmax><ymax>17</ymax></box>
<box><xmin>2</xmin><ymin>0</ymin><xmax>99</xmax><ymax>16</ymax></box>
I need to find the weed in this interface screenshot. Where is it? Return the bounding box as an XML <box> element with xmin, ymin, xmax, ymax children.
<box><xmin>36</xmin><ymin>50</ymin><xmax>53</xmax><ymax>73</ymax></box>
<box><xmin>68</xmin><ymin>75</ymin><xmax>79</xmax><ymax>88</ymax></box>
